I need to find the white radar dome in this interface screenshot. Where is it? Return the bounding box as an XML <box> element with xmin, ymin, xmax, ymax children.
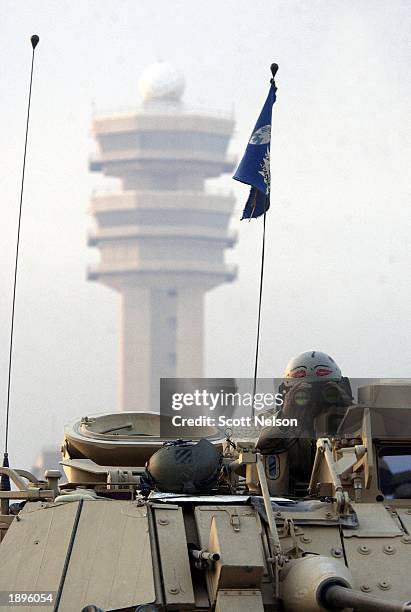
<box><xmin>139</xmin><ymin>61</ymin><xmax>185</xmax><ymax>102</ymax></box>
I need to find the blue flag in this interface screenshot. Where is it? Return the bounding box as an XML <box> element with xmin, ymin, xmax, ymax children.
<box><xmin>233</xmin><ymin>84</ymin><xmax>277</xmax><ymax>219</ymax></box>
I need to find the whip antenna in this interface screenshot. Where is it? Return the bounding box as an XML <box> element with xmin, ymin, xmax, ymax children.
<box><xmin>1</xmin><ymin>35</ymin><xmax>40</xmax><ymax>490</ymax></box>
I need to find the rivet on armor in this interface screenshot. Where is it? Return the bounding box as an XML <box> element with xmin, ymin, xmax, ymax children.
<box><xmin>383</xmin><ymin>544</ymin><xmax>395</xmax><ymax>555</ymax></box>
<box><xmin>358</xmin><ymin>545</ymin><xmax>370</xmax><ymax>555</ymax></box>
<box><xmin>378</xmin><ymin>580</ymin><xmax>391</xmax><ymax>590</ymax></box>
<box><xmin>168</xmin><ymin>586</ymin><xmax>180</xmax><ymax>595</ymax></box>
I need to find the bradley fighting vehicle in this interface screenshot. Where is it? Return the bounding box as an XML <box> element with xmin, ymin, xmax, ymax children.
<box><xmin>2</xmin><ymin>36</ymin><xmax>411</xmax><ymax>612</ymax></box>
<box><xmin>1</xmin><ymin>381</ymin><xmax>411</xmax><ymax>611</ymax></box>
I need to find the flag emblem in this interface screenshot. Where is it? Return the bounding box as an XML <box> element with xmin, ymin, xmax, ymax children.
<box><xmin>249</xmin><ymin>124</ymin><xmax>271</xmax><ymax>145</ymax></box>
<box><xmin>258</xmin><ymin>148</ymin><xmax>270</xmax><ymax>194</ymax></box>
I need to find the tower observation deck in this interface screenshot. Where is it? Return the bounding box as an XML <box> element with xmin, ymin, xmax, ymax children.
<box><xmin>88</xmin><ymin>61</ymin><xmax>237</xmax><ymax>411</ymax></box>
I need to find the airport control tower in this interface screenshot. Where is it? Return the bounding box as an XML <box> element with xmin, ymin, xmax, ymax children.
<box><xmin>88</xmin><ymin>62</ymin><xmax>237</xmax><ymax>412</ymax></box>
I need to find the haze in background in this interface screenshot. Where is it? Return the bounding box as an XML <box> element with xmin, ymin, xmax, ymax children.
<box><xmin>0</xmin><ymin>0</ymin><xmax>410</xmax><ymax>469</ymax></box>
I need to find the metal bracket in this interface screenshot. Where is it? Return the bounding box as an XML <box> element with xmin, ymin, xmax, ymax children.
<box><xmin>0</xmin><ymin>467</ymin><xmax>54</xmax><ymax>502</ymax></box>
<box><xmin>230</xmin><ymin>511</ymin><xmax>240</xmax><ymax>532</ymax></box>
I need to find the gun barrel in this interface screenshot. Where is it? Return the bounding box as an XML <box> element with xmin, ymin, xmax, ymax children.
<box><xmin>190</xmin><ymin>548</ymin><xmax>220</xmax><ymax>562</ymax></box>
<box><xmin>323</xmin><ymin>584</ymin><xmax>411</xmax><ymax>612</ymax></box>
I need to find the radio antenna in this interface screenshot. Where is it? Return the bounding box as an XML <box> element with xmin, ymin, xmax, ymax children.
<box><xmin>1</xmin><ymin>35</ymin><xmax>40</xmax><ymax>489</ymax></box>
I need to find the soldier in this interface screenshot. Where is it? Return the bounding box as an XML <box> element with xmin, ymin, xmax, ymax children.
<box><xmin>257</xmin><ymin>351</ymin><xmax>353</xmax><ymax>496</ymax></box>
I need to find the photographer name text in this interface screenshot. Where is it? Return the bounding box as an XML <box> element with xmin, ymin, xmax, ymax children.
<box><xmin>171</xmin><ymin>414</ymin><xmax>297</xmax><ymax>428</ymax></box>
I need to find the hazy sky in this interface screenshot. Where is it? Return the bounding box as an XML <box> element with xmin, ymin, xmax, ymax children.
<box><xmin>1</xmin><ymin>1</ymin><xmax>410</xmax><ymax>468</ymax></box>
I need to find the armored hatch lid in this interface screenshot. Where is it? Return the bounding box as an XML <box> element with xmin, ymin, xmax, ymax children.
<box><xmin>64</xmin><ymin>411</ymin><xmax>225</xmax><ymax>466</ymax></box>
<box><xmin>337</xmin><ymin>404</ymin><xmax>411</xmax><ymax>440</ymax></box>
<box><xmin>67</xmin><ymin>410</ymin><xmax>223</xmax><ymax>442</ymax></box>
<box><xmin>358</xmin><ymin>382</ymin><xmax>411</xmax><ymax>408</ymax></box>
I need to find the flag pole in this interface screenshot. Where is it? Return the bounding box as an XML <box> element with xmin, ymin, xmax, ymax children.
<box><xmin>251</xmin><ymin>205</ymin><xmax>267</xmax><ymax>417</ymax></box>
<box><xmin>251</xmin><ymin>63</ymin><xmax>278</xmax><ymax>418</ymax></box>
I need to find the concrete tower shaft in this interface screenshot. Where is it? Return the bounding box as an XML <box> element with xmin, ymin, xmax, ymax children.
<box><xmin>88</xmin><ymin>63</ymin><xmax>237</xmax><ymax>411</ymax></box>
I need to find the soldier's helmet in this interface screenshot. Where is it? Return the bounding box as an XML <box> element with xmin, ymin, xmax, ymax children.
<box><xmin>284</xmin><ymin>351</ymin><xmax>342</xmax><ymax>385</ymax></box>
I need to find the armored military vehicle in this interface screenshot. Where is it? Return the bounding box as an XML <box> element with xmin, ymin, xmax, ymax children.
<box><xmin>1</xmin><ymin>382</ymin><xmax>411</xmax><ymax>611</ymax></box>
